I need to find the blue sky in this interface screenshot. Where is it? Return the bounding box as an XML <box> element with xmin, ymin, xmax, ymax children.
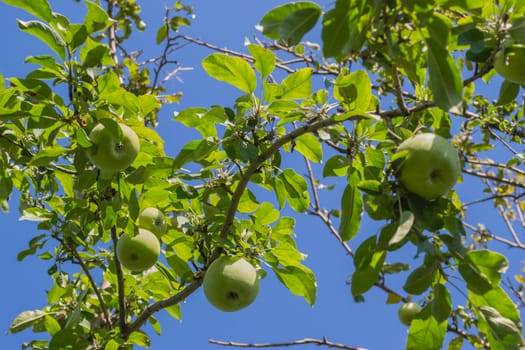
<box><xmin>0</xmin><ymin>1</ymin><xmax>520</xmax><ymax>349</ymax></box>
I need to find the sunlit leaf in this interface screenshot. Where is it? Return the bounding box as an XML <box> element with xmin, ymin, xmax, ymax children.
<box><xmin>84</xmin><ymin>0</ymin><xmax>111</xmax><ymax>34</ymax></box>
<box><xmin>17</xmin><ymin>19</ymin><xmax>66</xmax><ymax>60</ymax></box>
<box><xmin>9</xmin><ymin>310</ymin><xmax>46</xmax><ymax>333</ymax></box>
<box><xmin>202</xmin><ymin>53</ymin><xmax>256</xmax><ymax>93</ymax></box>
<box><xmin>295</xmin><ymin>133</ymin><xmax>322</xmax><ymax>163</ymax></box>
<box><xmin>247</xmin><ymin>44</ymin><xmax>275</xmax><ymax>78</ymax></box>
<box><xmin>279</xmin><ymin>67</ymin><xmax>313</xmax><ymax>100</ymax></box>
<box><xmin>278</xmin><ymin>169</ymin><xmax>309</xmax><ymax>212</ymax></box>
<box><xmin>1</xmin><ymin>0</ymin><xmax>52</xmax><ymax>22</ymax></box>
<box><xmin>273</xmin><ymin>265</ymin><xmax>317</xmax><ymax>306</ymax></box>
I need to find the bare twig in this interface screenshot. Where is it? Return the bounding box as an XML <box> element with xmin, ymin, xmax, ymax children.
<box><xmin>463</xmin><ymin>168</ymin><xmax>525</xmax><ymax>189</ymax></box>
<box><xmin>68</xmin><ymin>244</ymin><xmax>113</xmax><ymax>329</ymax></box>
<box><xmin>209</xmin><ymin>337</ymin><xmax>367</xmax><ymax>350</ymax></box>
<box><xmin>176</xmin><ymin>35</ymin><xmax>296</xmax><ymax>73</ymax></box>
<box><xmin>106</xmin><ymin>0</ymin><xmax>124</xmax><ymax>85</ymax></box>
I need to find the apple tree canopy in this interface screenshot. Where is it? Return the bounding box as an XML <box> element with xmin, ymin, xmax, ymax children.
<box><xmin>1</xmin><ymin>0</ymin><xmax>525</xmax><ymax>349</ymax></box>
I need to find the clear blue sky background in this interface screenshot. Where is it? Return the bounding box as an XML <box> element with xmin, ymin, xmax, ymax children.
<box><xmin>0</xmin><ymin>1</ymin><xmax>519</xmax><ymax>349</ymax></box>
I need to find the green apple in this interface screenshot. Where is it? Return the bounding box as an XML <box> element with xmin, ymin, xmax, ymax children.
<box><xmin>396</xmin><ymin>133</ymin><xmax>461</xmax><ymax>200</ymax></box>
<box><xmin>494</xmin><ymin>45</ymin><xmax>525</xmax><ymax>85</ymax></box>
<box><xmin>116</xmin><ymin>228</ymin><xmax>160</xmax><ymax>272</ymax></box>
<box><xmin>203</xmin><ymin>256</ymin><xmax>260</xmax><ymax>312</ymax></box>
<box><xmin>138</xmin><ymin>207</ymin><xmax>167</xmax><ymax>239</ymax></box>
<box><xmin>87</xmin><ymin>122</ymin><xmax>140</xmax><ymax>175</ymax></box>
<box><xmin>398</xmin><ymin>302</ymin><xmax>423</xmax><ymax>326</ymax></box>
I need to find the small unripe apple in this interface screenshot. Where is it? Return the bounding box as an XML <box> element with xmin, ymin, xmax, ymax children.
<box><xmin>395</xmin><ymin>133</ymin><xmax>461</xmax><ymax>200</ymax></box>
<box><xmin>87</xmin><ymin>122</ymin><xmax>140</xmax><ymax>175</ymax></box>
<box><xmin>203</xmin><ymin>256</ymin><xmax>260</xmax><ymax>312</ymax></box>
<box><xmin>398</xmin><ymin>302</ymin><xmax>422</xmax><ymax>326</ymax></box>
<box><xmin>138</xmin><ymin>207</ymin><xmax>167</xmax><ymax>239</ymax></box>
<box><xmin>116</xmin><ymin>228</ymin><xmax>160</xmax><ymax>272</ymax></box>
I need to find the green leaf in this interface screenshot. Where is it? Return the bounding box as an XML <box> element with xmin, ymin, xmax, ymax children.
<box><xmin>295</xmin><ymin>133</ymin><xmax>322</xmax><ymax>163</ymax></box>
<box><xmin>458</xmin><ymin>258</ymin><xmax>493</xmax><ymax>294</ymax></box>
<box><xmin>85</xmin><ymin>0</ymin><xmax>111</xmax><ymax>33</ymax></box>
<box><xmin>17</xmin><ymin>19</ymin><xmax>66</xmax><ymax>60</ymax></box>
<box><xmin>339</xmin><ymin>172</ymin><xmax>363</xmax><ymax>241</ymax></box>
<box><xmin>478</xmin><ymin>306</ymin><xmax>524</xmax><ymax>348</ymax></box>
<box><xmin>426</xmin><ymin>39</ymin><xmax>463</xmax><ymax>112</ymax></box>
<box><xmin>278</xmin><ymin>7</ymin><xmax>321</xmax><ymax>45</ymax></box>
<box><xmin>174</xmin><ymin>106</ymin><xmax>225</xmax><ymax>138</ymax></box>
<box><xmin>323</xmin><ymin>155</ymin><xmax>349</xmax><ymax>177</ymax></box>
<box><xmin>80</xmin><ymin>37</ymin><xmax>115</xmax><ymax>67</ymax></box>
<box><xmin>389</xmin><ymin>211</ymin><xmax>415</xmax><ymax>246</ymax></box>
<box><xmin>253</xmin><ymin>202</ymin><xmax>280</xmax><ymax>225</ymax></box>
<box><xmin>497</xmin><ymin>80</ymin><xmax>520</xmax><ymax>105</ymax></box>
<box><xmin>278</xmin><ymin>169</ymin><xmax>310</xmax><ymax>212</ymax></box>
<box><xmin>403</xmin><ymin>263</ymin><xmax>435</xmax><ymax>295</ymax></box>
<box><xmin>202</xmin><ymin>53</ymin><xmax>256</xmax><ymax>93</ymax></box>
<box><xmin>238</xmin><ymin>189</ymin><xmax>259</xmax><ymax>213</ymax></box>
<box><xmin>1</xmin><ymin>0</ymin><xmax>53</xmax><ymax>22</ymax></box>
<box><xmin>406</xmin><ymin>284</ymin><xmax>450</xmax><ymax>350</ymax></box>
<box><xmin>351</xmin><ymin>236</ymin><xmax>386</xmax><ymax>296</ymax></box>
<box><xmin>9</xmin><ymin>310</ymin><xmax>46</xmax><ymax>333</ymax></box>
<box><xmin>29</xmin><ymin>146</ymin><xmax>68</xmax><ymax>166</ymax></box>
<box><xmin>44</xmin><ymin>315</ymin><xmax>61</xmax><ymax>336</ymax></box>
<box><xmin>273</xmin><ymin>265</ymin><xmax>317</xmax><ymax>306</ymax></box>
<box><xmin>334</xmin><ymin>70</ymin><xmax>372</xmax><ymax>111</ymax></box>
<box><xmin>321</xmin><ymin>0</ymin><xmax>372</xmax><ymax>59</ymax></box>
<box><xmin>172</xmin><ymin>138</ymin><xmax>218</xmax><ymax>170</ymax></box>
<box><xmin>465</xmin><ymin>250</ymin><xmax>508</xmax><ymax>285</ymax></box>
<box><xmin>247</xmin><ymin>44</ymin><xmax>275</xmax><ymax>78</ymax></box>
<box><xmin>259</xmin><ymin>2</ymin><xmax>321</xmax><ymax>41</ymax></box>
<box><xmin>279</xmin><ymin>67</ymin><xmax>313</xmax><ymax>100</ymax></box>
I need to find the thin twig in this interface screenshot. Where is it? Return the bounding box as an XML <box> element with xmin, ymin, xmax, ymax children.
<box><xmin>209</xmin><ymin>337</ymin><xmax>367</xmax><ymax>350</ymax></box>
<box><xmin>175</xmin><ymin>35</ymin><xmax>296</xmax><ymax>73</ymax></box>
<box><xmin>463</xmin><ymin>168</ymin><xmax>525</xmax><ymax>189</ymax></box>
<box><xmin>68</xmin><ymin>244</ymin><xmax>113</xmax><ymax>329</ymax></box>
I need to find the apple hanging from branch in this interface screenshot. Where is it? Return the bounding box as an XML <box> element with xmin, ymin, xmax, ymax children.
<box><xmin>116</xmin><ymin>228</ymin><xmax>160</xmax><ymax>272</ymax></box>
<box><xmin>395</xmin><ymin>133</ymin><xmax>461</xmax><ymax>200</ymax></box>
<box><xmin>203</xmin><ymin>256</ymin><xmax>260</xmax><ymax>312</ymax></box>
<box><xmin>87</xmin><ymin>122</ymin><xmax>140</xmax><ymax>178</ymax></box>
<box><xmin>398</xmin><ymin>302</ymin><xmax>423</xmax><ymax>326</ymax></box>
<box><xmin>138</xmin><ymin>207</ymin><xmax>168</xmax><ymax>239</ymax></box>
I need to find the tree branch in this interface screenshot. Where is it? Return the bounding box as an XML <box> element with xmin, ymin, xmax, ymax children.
<box><xmin>209</xmin><ymin>337</ymin><xmax>367</xmax><ymax>350</ymax></box>
<box><xmin>218</xmin><ymin>116</ymin><xmax>359</xmax><ymax>242</ymax></box>
<box><xmin>463</xmin><ymin>168</ymin><xmax>525</xmax><ymax>189</ymax></box>
<box><xmin>68</xmin><ymin>244</ymin><xmax>113</xmax><ymax>329</ymax></box>
<box><xmin>126</xmin><ymin>278</ymin><xmax>202</xmax><ymax>333</ymax></box>
<box><xmin>111</xmin><ymin>226</ymin><xmax>128</xmax><ymax>337</ymax></box>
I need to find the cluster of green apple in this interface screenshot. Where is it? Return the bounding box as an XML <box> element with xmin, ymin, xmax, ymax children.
<box><xmin>85</xmin><ymin>121</ymin><xmax>165</xmax><ymax>272</ymax></box>
<box><xmin>116</xmin><ymin>207</ymin><xmax>168</xmax><ymax>272</ymax></box>
<box><xmin>395</xmin><ymin>133</ymin><xmax>462</xmax><ymax>200</ymax></box>
<box><xmin>85</xmin><ymin>121</ymin><xmax>262</xmax><ymax>311</ymax></box>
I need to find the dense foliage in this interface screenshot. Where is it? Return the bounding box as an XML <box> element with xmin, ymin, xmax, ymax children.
<box><xmin>1</xmin><ymin>0</ymin><xmax>524</xmax><ymax>349</ymax></box>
